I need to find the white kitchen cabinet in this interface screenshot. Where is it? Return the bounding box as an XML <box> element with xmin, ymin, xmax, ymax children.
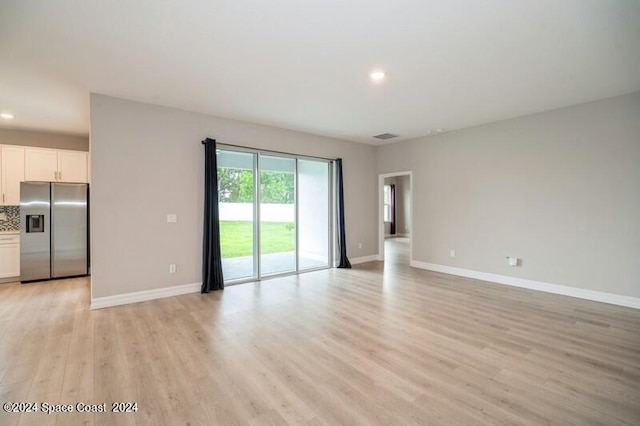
<box><xmin>0</xmin><ymin>234</ymin><xmax>20</xmax><ymax>278</ymax></box>
<box><xmin>25</xmin><ymin>148</ymin><xmax>88</xmax><ymax>183</ymax></box>
<box><xmin>0</xmin><ymin>146</ymin><xmax>25</xmax><ymax>205</ymax></box>
<box><xmin>57</xmin><ymin>150</ymin><xmax>88</xmax><ymax>183</ymax></box>
<box><xmin>25</xmin><ymin>148</ymin><xmax>58</xmax><ymax>181</ymax></box>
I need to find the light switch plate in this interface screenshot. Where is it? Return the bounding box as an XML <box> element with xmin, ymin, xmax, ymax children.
<box><xmin>167</xmin><ymin>214</ymin><xmax>177</xmax><ymax>223</ymax></box>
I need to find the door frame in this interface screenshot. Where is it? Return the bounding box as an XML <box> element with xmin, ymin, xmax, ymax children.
<box><xmin>378</xmin><ymin>171</ymin><xmax>413</xmax><ymax>262</ymax></box>
<box><xmin>217</xmin><ymin>145</ymin><xmax>334</xmax><ymax>284</ymax></box>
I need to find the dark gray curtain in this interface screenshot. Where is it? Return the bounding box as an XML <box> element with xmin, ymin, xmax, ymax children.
<box><xmin>201</xmin><ymin>138</ymin><xmax>224</xmax><ymax>292</ymax></box>
<box><xmin>390</xmin><ymin>183</ymin><xmax>396</xmax><ymax>235</ymax></box>
<box><xmin>335</xmin><ymin>158</ymin><xmax>351</xmax><ymax>268</ymax></box>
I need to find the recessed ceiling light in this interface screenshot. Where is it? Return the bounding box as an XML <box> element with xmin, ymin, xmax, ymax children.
<box><xmin>436</xmin><ymin>128</ymin><xmax>445</xmax><ymax>133</ymax></box>
<box><xmin>0</xmin><ymin>113</ymin><xmax>14</xmax><ymax>119</ymax></box>
<box><xmin>370</xmin><ymin>71</ymin><xmax>385</xmax><ymax>81</ymax></box>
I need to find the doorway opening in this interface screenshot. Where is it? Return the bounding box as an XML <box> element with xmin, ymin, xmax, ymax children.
<box><xmin>378</xmin><ymin>171</ymin><xmax>412</xmax><ymax>266</ymax></box>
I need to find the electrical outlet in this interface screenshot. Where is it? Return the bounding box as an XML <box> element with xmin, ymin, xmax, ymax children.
<box><xmin>167</xmin><ymin>214</ymin><xmax>177</xmax><ymax>223</ymax></box>
<box><xmin>169</xmin><ymin>264</ymin><xmax>176</xmax><ymax>273</ymax></box>
<box><xmin>358</xmin><ymin>242</ymin><xmax>362</xmax><ymax>249</ymax></box>
<box><xmin>450</xmin><ymin>249</ymin><xmax>455</xmax><ymax>258</ymax></box>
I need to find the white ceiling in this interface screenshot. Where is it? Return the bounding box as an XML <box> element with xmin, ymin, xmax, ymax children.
<box><xmin>1</xmin><ymin>0</ymin><xmax>639</xmax><ymax>145</ymax></box>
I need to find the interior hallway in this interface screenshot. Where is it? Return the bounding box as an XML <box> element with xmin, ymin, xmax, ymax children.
<box><xmin>383</xmin><ymin>236</ymin><xmax>410</xmax><ymax>266</ymax></box>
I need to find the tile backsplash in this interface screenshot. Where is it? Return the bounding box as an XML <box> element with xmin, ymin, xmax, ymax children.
<box><xmin>0</xmin><ymin>206</ymin><xmax>20</xmax><ymax>232</ymax></box>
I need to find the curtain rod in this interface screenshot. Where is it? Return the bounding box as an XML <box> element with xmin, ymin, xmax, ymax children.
<box><xmin>213</xmin><ymin>141</ymin><xmax>336</xmax><ymax>162</ymax></box>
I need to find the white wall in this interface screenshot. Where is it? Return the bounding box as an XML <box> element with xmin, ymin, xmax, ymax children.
<box><xmin>298</xmin><ymin>159</ymin><xmax>330</xmax><ymax>260</ymax></box>
<box><xmin>219</xmin><ymin>203</ymin><xmax>293</xmax><ymax>222</ymax></box>
<box><xmin>377</xmin><ymin>91</ymin><xmax>640</xmax><ymax>298</ymax></box>
<box><xmin>90</xmin><ymin>94</ymin><xmax>377</xmax><ymax>299</ymax></box>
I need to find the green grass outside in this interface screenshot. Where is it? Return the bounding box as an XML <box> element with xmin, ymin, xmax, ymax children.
<box><xmin>220</xmin><ymin>221</ymin><xmax>294</xmax><ymax>258</ymax></box>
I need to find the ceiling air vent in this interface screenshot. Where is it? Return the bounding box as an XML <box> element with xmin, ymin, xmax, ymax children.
<box><xmin>372</xmin><ymin>133</ymin><xmax>398</xmax><ymax>140</ymax></box>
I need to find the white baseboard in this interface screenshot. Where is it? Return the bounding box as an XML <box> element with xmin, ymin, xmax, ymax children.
<box><xmin>91</xmin><ymin>282</ymin><xmax>201</xmax><ymax>310</ymax></box>
<box><xmin>410</xmin><ymin>261</ymin><xmax>640</xmax><ymax>310</ymax></box>
<box><xmin>350</xmin><ymin>255</ymin><xmax>380</xmax><ymax>265</ymax></box>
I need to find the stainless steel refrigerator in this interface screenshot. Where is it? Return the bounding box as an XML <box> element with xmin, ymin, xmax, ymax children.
<box><xmin>20</xmin><ymin>182</ymin><xmax>88</xmax><ymax>282</ymax></box>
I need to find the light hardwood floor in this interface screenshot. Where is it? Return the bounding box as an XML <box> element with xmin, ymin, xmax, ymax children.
<box><xmin>1</xmin><ymin>239</ymin><xmax>639</xmax><ymax>425</ymax></box>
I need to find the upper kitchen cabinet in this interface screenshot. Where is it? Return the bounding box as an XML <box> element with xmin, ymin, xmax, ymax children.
<box><xmin>57</xmin><ymin>150</ymin><xmax>88</xmax><ymax>183</ymax></box>
<box><xmin>25</xmin><ymin>148</ymin><xmax>88</xmax><ymax>183</ymax></box>
<box><xmin>0</xmin><ymin>145</ymin><xmax>25</xmax><ymax>205</ymax></box>
<box><xmin>25</xmin><ymin>148</ymin><xmax>57</xmax><ymax>181</ymax></box>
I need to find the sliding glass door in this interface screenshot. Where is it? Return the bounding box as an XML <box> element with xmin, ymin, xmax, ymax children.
<box><xmin>217</xmin><ymin>150</ymin><xmax>257</xmax><ymax>281</ymax></box>
<box><xmin>217</xmin><ymin>148</ymin><xmax>331</xmax><ymax>283</ymax></box>
<box><xmin>298</xmin><ymin>159</ymin><xmax>330</xmax><ymax>270</ymax></box>
<box><xmin>259</xmin><ymin>155</ymin><xmax>296</xmax><ymax>276</ymax></box>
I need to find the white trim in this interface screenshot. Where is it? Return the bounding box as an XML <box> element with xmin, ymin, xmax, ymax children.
<box><xmin>350</xmin><ymin>255</ymin><xmax>379</xmax><ymax>265</ymax></box>
<box><xmin>91</xmin><ymin>282</ymin><xmax>201</xmax><ymax>310</ymax></box>
<box><xmin>410</xmin><ymin>261</ymin><xmax>640</xmax><ymax>309</ymax></box>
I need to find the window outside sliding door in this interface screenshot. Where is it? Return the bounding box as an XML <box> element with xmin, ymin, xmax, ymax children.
<box><xmin>217</xmin><ymin>147</ymin><xmax>331</xmax><ymax>283</ymax></box>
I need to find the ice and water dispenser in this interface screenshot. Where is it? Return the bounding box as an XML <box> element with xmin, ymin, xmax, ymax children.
<box><xmin>26</xmin><ymin>215</ymin><xmax>45</xmax><ymax>233</ymax></box>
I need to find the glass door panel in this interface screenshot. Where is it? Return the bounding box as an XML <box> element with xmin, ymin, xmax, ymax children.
<box><xmin>217</xmin><ymin>150</ymin><xmax>257</xmax><ymax>281</ymax></box>
<box><xmin>298</xmin><ymin>159</ymin><xmax>330</xmax><ymax>270</ymax></box>
<box><xmin>259</xmin><ymin>155</ymin><xmax>296</xmax><ymax>276</ymax></box>
<box><xmin>217</xmin><ymin>148</ymin><xmax>331</xmax><ymax>284</ymax></box>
